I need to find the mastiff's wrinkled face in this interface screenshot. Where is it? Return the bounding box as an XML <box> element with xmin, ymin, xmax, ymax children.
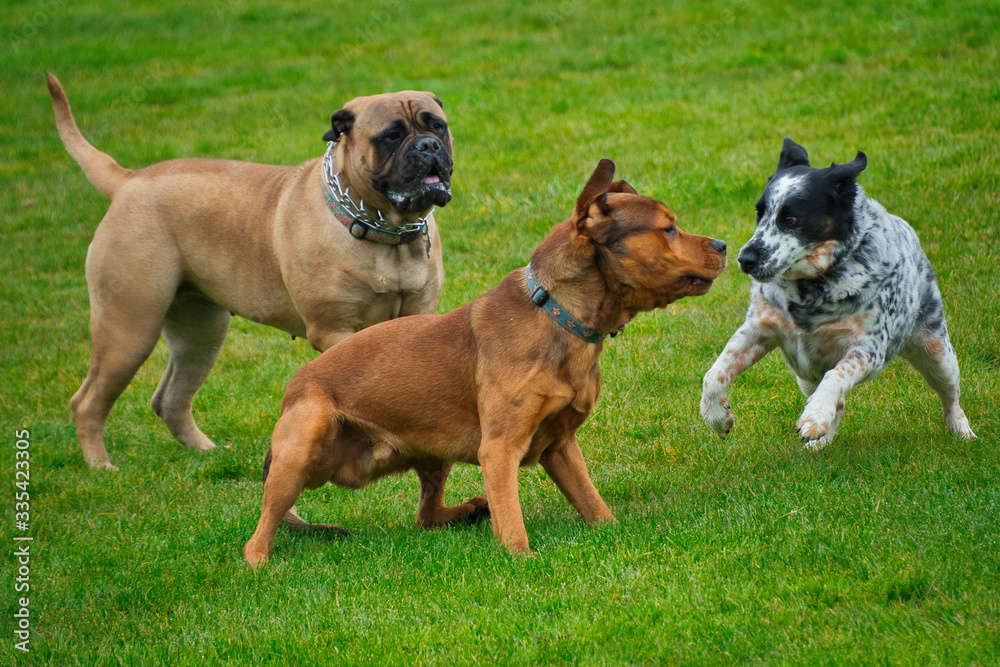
<box><xmin>323</xmin><ymin>91</ymin><xmax>454</xmax><ymax>217</ymax></box>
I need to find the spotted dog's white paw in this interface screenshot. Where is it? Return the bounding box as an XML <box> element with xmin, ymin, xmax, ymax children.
<box><xmin>801</xmin><ymin>433</ymin><xmax>835</xmax><ymax>451</ymax></box>
<box><xmin>797</xmin><ymin>399</ymin><xmax>838</xmax><ymax>450</ymax></box>
<box><xmin>700</xmin><ymin>385</ymin><xmax>734</xmax><ymax>440</ymax></box>
<box><xmin>946</xmin><ymin>409</ymin><xmax>977</xmax><ymax>440</ymax></box>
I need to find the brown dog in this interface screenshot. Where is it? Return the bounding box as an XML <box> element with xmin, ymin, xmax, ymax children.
<box><xmin>243</xmin><ymin>159</ymin><xmax>727</xmax><ymax>563</ymax></box>
<box><xmin>46</xmin><ymin>73</ymin><xmax>454</xmax><ymax>469</ymax></box>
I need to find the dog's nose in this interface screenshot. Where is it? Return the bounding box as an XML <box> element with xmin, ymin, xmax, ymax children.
<box><xmin>737</xmin><ymin>246</ymin><xmax>759</xmax><ymax>274</ymax></box>
<box><xmin>711</xmin><ymin>239</ymin><xmax>727</xmax><ymax>255</ymax></box>
<box><xmin>414</xmin><ymin>136</ymin><xmax>442</xmax><ymax>154</ymax></box>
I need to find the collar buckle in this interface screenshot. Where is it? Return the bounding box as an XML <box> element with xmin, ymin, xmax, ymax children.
<box><xmin>530</xmin><ymin>285</ymin><xmax>549</xmax><ymax>306</ymax></box>
<box><xmin>349</xmin><ymin>221</ymin><xmax>368</xmax><ymax>239</ymax></box>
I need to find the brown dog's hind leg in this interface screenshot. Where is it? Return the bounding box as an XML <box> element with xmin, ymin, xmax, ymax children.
<box><xmin>539</xmin><ymin>435</ymin><xmax>615</xmax><ymax>525</ymax></box>
<box><xmin>244</xmin><ymin>456</ymin><xmax>310</xmax><ymax>566</ymax></box>
<box><xmin>415</xmin><ymin>460</ymin><xmax>488</xmax><ymax>528</ymax></box>
<box><xmin>259</xmin><ymin>450</ymin><xmax>346</xmax><ymax>536</ymax></box>
<box><xmin>244</xmin><ymin>391</ymin><xmax>344</xmax><ymax>565</ymax></box>
<box><xmin>151</xmin><ymin>291</ymin><xmax>231</xmax><ymax>452</ymax></box>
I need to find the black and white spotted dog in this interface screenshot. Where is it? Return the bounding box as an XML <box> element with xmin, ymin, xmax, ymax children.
<box><xmin>700</xmin><ymin>138</ymin><xmax>976</xmax><ymax>449</ymax></box>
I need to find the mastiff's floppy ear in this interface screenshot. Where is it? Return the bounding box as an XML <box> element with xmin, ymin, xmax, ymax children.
<box><xmin>322</xmin><ymin>108</ymin><xmax>356</xmax><ymax>142</ymax></box>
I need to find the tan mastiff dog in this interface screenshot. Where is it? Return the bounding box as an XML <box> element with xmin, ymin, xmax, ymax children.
<box><xmin>243</xmin><ymin>160</ymin><xmax>728</xmax><ymax>563</ymax></box>
<box><xmin>46</xmin><ymin>73</ymin><xmax>454</xmax><ymax>470</ymax></box>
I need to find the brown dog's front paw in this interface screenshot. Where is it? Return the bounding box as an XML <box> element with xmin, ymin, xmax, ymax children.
<box><xmin>507</xmin><ymin>540</ymin><xmax>533</xmax><ymax>557</ymax></box>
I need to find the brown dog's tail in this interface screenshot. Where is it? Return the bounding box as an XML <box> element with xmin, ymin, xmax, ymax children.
<box><xmin>45</xmin><ymin>72</ymin><xmax>132</xmax><ymax>198</ymax></box>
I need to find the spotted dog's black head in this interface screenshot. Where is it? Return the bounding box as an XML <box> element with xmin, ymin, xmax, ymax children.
<box><xmin>737</xmin><ymin>138</ymin><xmax>867</xmax><ymax>282</ymax></box>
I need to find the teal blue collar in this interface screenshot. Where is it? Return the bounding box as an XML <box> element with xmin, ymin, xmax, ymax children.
<box><xmin>524</xmin><ymin>263</ymin><xmax>608</xmax><ymax>344</ymax></box>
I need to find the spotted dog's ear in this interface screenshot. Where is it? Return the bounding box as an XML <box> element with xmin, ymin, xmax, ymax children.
<box><xmin>322</xmin><ymin>108</ymin><xmax>356</xmax><ymax>142</ymax></box>
<box><xmin>828</xmin><ymin>151</ymin><xmax>868</xmax><ymax>182</ymax></box>
<box><xmin>827</xmin><ymin>150</ymin><xmax>868</xmax><ymax>201</ymax></box>
<box><xmin>776</xmin><ymin>137</ymin><xmax>810</xmax><ymax>171</ymax></box>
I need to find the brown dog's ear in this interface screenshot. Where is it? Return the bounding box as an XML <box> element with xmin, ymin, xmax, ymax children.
<box><xmin>575</xmin><ymin>196</ymin><xmax>617</xmax><ymax>243</ymax></box>
<box><xmin>608</xmin><ymin>179</ymin><xmax>637</xmax><ymax>195</ymax></box>
<box><xmin>322</xmin><ymin>108</ymin><xmax>356</xmax><ymax>142</ymax></box>
<box><xmin>572</xmin><ymin>159</ymin><xmax>615</xmax><ymax>240</ymax></box>
<box><xmin>574</xmin><ymin>159</ymin><xmax>615</xmax><ymax>217</ymax></box>
<box><xmin>573</xmin><ymin>159</ymin><xmax>617</xmax><ymax>241</ymax></box>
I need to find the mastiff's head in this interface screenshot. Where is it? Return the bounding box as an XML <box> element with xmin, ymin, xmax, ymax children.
<box><xmin>323</xmin><ymin>91</ymin><xmax>454</xmax><ymax>218</ymax></box>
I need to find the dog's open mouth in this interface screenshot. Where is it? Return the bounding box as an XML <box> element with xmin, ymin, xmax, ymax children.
<box><xmin>385</xmin><ymin>165</ymin><xmax>452</xmax><ymax>213</ymax></box>
<box><xmin>684</xmin><ymin>275</ymin><xmax>715</xmax><ymax>293</ymax></box>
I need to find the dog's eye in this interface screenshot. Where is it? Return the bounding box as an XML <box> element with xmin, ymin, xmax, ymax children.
<box><xmin>663</xmin><ymin>226</ymin><xmax>677</xmax><ymax>236</ymax></box>
<box><xmin>433</xmin><ymin>122</ymin><xmax>446</xmax><ymax>134</ymax></box>
<box><xmin>782</xmin><ymin>216</ymin><xmax>798</xmax><ymax>225</ymax></box>
<box><xmin>384</xmin><ymin>131</ymin><xmax>403</xmax><ymax>142</ymax></box>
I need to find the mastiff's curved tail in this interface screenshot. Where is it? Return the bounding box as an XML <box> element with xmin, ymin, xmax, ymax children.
<box><xmin>46</xmin><ymin>72</ymin><xmax>132</xmax><ymax>198</ymax></box>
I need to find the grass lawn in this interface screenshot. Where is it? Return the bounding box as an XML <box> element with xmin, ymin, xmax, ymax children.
<box><xmin>3</xmin><ymin>0</ymin><xmax>999</xmax><ymax>664</ymax></box>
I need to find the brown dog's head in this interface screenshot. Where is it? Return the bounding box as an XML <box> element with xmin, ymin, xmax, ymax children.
<box><xmin>324</xmin><ymin>91</ymin><xmax>455</xmax><ymax>218</ymax></box>
<box><xmin>573</xmin><ymin>159</ymin><xmax>727</xmax><ymax>312</ymax></box>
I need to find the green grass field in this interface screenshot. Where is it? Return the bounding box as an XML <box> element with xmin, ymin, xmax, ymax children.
<box><xmin>3</xmin><ymin>0</ymin><xmax>999</xmax><ymax>664</ymax></box>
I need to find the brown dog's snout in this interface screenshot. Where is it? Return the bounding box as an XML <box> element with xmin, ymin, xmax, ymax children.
<box><xmin>711</xmin><ymin>239</ymin><xmax>727</xmax><ymax>256</ymax></box>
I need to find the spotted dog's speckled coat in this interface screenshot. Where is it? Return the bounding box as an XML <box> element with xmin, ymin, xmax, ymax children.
<box><xmin>701</xmin><ymin>138</ymin><xmax>975</xmax><ymax>449</ymax></box>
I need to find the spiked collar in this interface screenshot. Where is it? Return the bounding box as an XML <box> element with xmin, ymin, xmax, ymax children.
<box><xmin>524</xmin><ymin>263</ymin><xmax>614</xmax><ymax>344</ymax></box>
<box><xmin>321</xmin><ymin>141</ymin><xmax>430</xmax><ymax>247</ymax></box>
